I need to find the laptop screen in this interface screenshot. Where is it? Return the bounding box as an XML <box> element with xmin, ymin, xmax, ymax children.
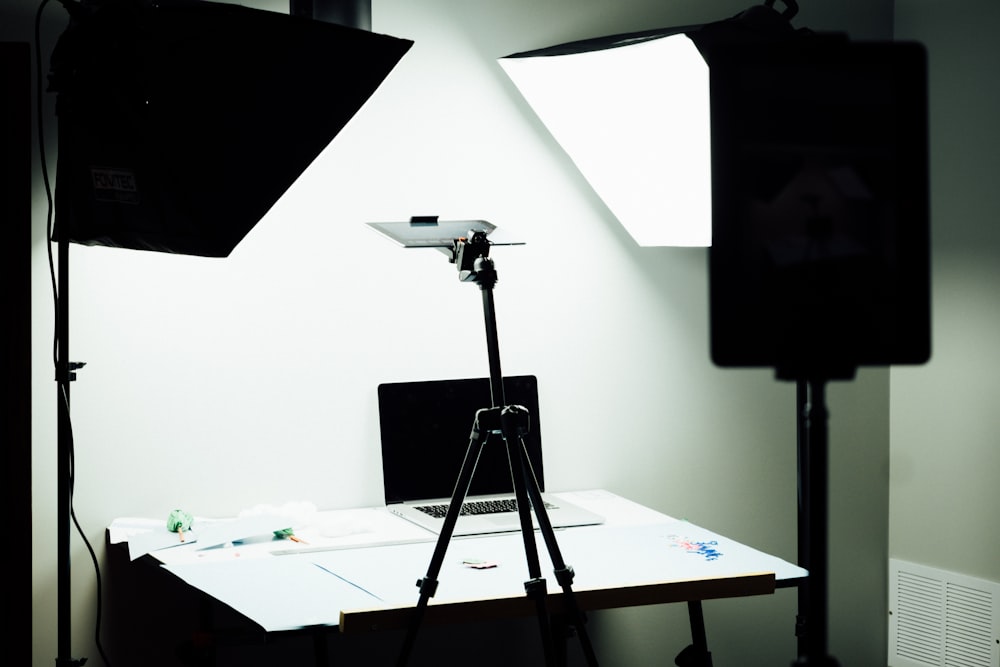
<box><xmin>377</xmin><ymin>375</ymin><xmax>545</xmax><ymax>504</ymax></box>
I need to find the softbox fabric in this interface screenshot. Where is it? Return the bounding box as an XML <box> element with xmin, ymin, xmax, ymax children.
<box><xmin>49</xmin><ymin>0</ymin><xmax>413</xmax><ymax>257</ymax></box>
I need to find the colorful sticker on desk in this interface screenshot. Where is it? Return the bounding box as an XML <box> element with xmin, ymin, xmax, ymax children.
<box><xmin>668</xmin><ymin>535</ymin><xmax>723</xmax><ymax>561</ymax></box>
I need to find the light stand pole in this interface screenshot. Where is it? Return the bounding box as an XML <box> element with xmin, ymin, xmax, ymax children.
<box><xmin>55</xmin><ymin>236</ymin><xmax>86</xmax><ymax>667</ymax></box>
<box><xmin>792</xmin><ymin>377</ymin><xmax>839</xmax><ymax>667</ymax></box>
<box><xmin>795</xmin><ymin>379</ymin><xmax>811</xmax><ymax>656</ymax></box>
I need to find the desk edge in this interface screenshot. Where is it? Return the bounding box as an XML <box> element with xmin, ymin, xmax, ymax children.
<box><xmin>338</xmin><ymin>571</ymin><xmax>776</xmax><ymax>634</ymax></box>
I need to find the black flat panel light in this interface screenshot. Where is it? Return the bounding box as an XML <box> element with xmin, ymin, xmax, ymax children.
<box><xmin>708</xmin><ymin>39</ymin><xmax>930</xmax><ymax>378</ymax></box>
<box><xmin>49</xmin><ymin>0</ymin><xmax>413</xmax><ymax>257</ymax></box>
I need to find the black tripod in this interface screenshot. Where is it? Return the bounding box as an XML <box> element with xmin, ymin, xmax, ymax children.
<box><xmin>395</xmin><ymin>231</ymin><xmax>598</xmax><ymax>667</ymax></box>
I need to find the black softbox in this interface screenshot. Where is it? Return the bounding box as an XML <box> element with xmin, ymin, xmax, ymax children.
<box><xmin>49</xmin><ymin>0</ymin><xmax>413</xmax><ymax>257</ymax></box>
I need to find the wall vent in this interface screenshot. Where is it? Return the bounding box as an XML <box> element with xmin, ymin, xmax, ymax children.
<box><xmin>889</xmin><ymin>558</ymin><xmax>1000</xmax><ymax>667</ymax></box>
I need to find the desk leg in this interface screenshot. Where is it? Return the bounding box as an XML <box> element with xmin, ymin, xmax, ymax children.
<box><xmin>172</xmin><ymin>596</ymin><xmax>218</xmax><ymax>666</ymax></box>
<box><xmin>552</xmin><ymin>614</ymin><xmax>571</xmax><ymax>667</ymax></box>
<box><xmin>312</xmin><ymin>628</ymin><xmax>329</xmax><ymax>667</ymax></box>
<box><xmin>674</xmin><ymin>601</ymin><xmax>713</xmax><ymax>667</ymax></box>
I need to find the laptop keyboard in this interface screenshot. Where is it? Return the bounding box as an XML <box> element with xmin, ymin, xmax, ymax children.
<box><xmin>415</xmin><ymin>498</ymin><xmax>556</xmax><ymax>518</ymax></box>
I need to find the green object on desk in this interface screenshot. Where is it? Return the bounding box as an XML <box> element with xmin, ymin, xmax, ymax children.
<box><xmin>167</xmin><ymin>509</ymin><xmax>193</xmax><ymax>533</ymax></box>
<box><xmin>274</xmin><ymin>527</ymin><xmax>306</xmax><ymax>543</ymax></box>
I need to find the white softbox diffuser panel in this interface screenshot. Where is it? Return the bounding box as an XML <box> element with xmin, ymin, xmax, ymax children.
<box><xmin>499</xmin><ymin>34</ymin><xmax>711</xmax><ymax>247</ymax></box>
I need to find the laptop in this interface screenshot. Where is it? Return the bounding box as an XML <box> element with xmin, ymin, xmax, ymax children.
<box><xmin>377</xmin><ymin>375</ymin><xmax>604</xmax><ymax>536</ymax></box>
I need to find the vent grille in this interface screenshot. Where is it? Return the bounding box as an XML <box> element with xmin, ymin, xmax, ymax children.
<box><xmin>889</xmin><ymin>559</ymin><xmax>999</xmax><ymax>667</ymax></box>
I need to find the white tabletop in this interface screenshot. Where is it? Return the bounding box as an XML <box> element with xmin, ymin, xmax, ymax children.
<box><xmin>109</xmin><ymin>490</ymin><xmax>806</xmax><ymax>633</ymax></box>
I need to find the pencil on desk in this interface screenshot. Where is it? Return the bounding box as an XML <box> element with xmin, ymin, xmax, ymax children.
<box><xmin>274</xmin><ymin>527</ymin><xmax>308</xmax><ymax>544</ymax></box>
<box><xmin>167</xmin><ymin>509</ymin><xmax>194</xmax><ymax>543</ymax></box>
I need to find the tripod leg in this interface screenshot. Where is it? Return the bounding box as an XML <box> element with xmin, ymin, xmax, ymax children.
<box><xmin>395</xmin><ymin>409</ymin><xmax>492</xmax><ymax>667</ymax></box>
<box><xmin>500</xmin><ymin>407</ymin><xmax>558</xmax><ymax>667</ymax></box>
<box><xmin>503</xmin><ymin>408</ymin><xmax>600</xmax><ymax>667</ymax></box>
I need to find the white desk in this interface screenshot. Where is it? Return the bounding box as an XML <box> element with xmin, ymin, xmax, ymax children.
<box><xmin>108</xmin><ymin>490</ymin><xmax>805</xmax><ymax>663</ymax></box>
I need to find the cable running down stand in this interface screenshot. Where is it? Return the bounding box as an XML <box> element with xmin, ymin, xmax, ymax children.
<box><xmin>395</xmin><ymin>230</ymin><xmax>598</xmax><ymax>667</ymax></box>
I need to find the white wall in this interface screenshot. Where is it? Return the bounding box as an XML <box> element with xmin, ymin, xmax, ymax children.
<box><xmin>18</xmin><ymin>1</ymin><xmax>899</xmax><ymax>665</ymax></box>
<box><xmin>890</xmin><ymin>0</ymin><xmax>1000</xmax><ymax>584</ymax></box>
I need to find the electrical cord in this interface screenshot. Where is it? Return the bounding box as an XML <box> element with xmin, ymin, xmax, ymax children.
<box><xmin>36</xmin><ymin>0</ymin><xmax>113</xmax><ymax>664</ymax></box>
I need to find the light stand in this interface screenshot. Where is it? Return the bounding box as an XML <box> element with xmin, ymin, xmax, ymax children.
<box><xmin>791</xmin><ymin>376</ymin><xmax>839</xmax><ymax>666</ymax></box>
<box><xmin>794</xmin><ymin>379</ymin><xmax>811</xmax><ymax>657</ymax></box>
<box><xmin>785</xmin><ymin>362</ymin><xmax>864</xmax><ymax>667</ymax></box>
<box><xmin>55</xmin><ymin>237</ymin><xmax>84</xmax><ymax>667</ymax></box>
<box><xmin>707</xmin><ymin>35</ymin><xmax>930</xmax><ymax>667</ymax></box>
<box><xmin>787</xmin><ymin>372</ymin><xmax>844</xmax><ymax>667</ymax></box>
<box><xmin>766</xmin><ymin>364</ymin><xmax>859</xmax><ymax>667</ymax></box>
<box><xmin>499</xmin><ymin>4</ymin><xmax>928</xmax><ymax>665</ymax></box>
<box><xmin>371</xmin><ymin>221</ymin><xmax>597</xmax><ymax>667</ymax></box>
<box><xmin>43</xmin><ymin>2</ymin><xmax>413</xmax><ymax>663</ymax></box>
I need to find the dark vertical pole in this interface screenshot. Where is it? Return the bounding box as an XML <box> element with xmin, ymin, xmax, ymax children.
<box><xmin>479</xmin><ymin>268</ymin><xmax>506</xmax><ymax>408</ymax></box>
<box><xmin>686</xmin><ymin>600</ymin><xmax>714</xmax><ymax>666</ymax></box>
<box><xmin>805</xmin><ymin>378</ymin><xmax>833</xmax><ymax>665</ymax></box>
<box><xmin>1</xmin><ymin>40</ymin><xmax>33</xmax><ymax>667</ymax></box>
<box><xmin>57</xmin><ymin>236</ymin><xmax>73</xmax><ymax>663</ymax></box>
<box><xmin>796</xmin><ymin>379</ymin><xmax>810</xmax><ymax>655</ymax></box>
<box><xmin>52</xmin><ymin>44</ymin><xmax>83</xmax><ymax>661</ymax></box>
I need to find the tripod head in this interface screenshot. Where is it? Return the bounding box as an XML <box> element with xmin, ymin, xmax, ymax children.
<box><xmin>451</xmin><ymin>230</ymin><xmax>497</xmax><ymax>289</ymax></box>
<box><xmin>366</xmin><ymin>218</ymin><xmax>522</xmax><ymax>282</ymax></box>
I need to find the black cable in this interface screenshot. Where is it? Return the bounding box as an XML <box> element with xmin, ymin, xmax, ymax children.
<box><xmin>35</xmin><ymin>0</ymin><xmax>57</xmax><ymax>367</ymax></box>
<box><xmin>61</xmin><ymin>386</ymin><xmax>112</xmax><ymax>666</ymax></box>
<box><xmin>37</xmin><ymin>1</ymin><xmax>113</xmax><ymax>664</ymax></box>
